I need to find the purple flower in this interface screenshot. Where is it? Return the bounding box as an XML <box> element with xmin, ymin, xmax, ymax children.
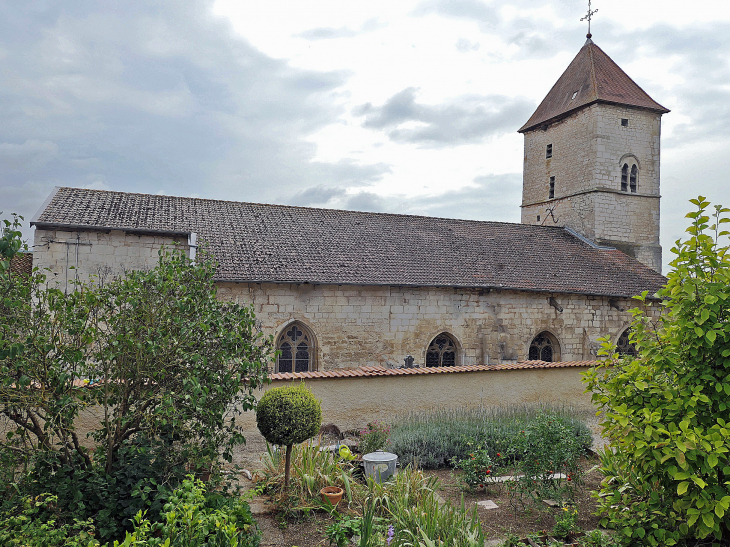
<box><xmin>387</xmin><ymin>524</ymin><xmax>395</xmax><ymax>545</ymax></box>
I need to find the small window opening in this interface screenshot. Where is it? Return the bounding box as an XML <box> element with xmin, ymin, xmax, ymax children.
<box><xmin>630</xmin><ymin>165</ymin><xmax>638</xmax><ymax>193</ymax></box>
<box><xmin>621</xmin><ymin>118</ymin><xmax>629</xmax><ymax>127</ymax></box>
<box><xmin>621</xmin><ymin>164</ymin><xmax>628</xmax><ymax>192</ymax></box>
<box><xmin>537</xmin><ymin>214</ymin><xmax>541</xmax><ymax>222</ymax></box>
<box><xmin>549</xmin><ymin>176</ymin><xmax>555</xmax><ymax>199</ymax></box>
<box><xmin>546</xmin><ymin>144</ymin><xmax>553</xmax><ymax>159</ymax></box>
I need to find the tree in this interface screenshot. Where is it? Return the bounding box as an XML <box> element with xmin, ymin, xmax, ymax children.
<box><xmin>0</xmin><ymin>222</ymin><xmax>273</xmax><ymax>539</ymax></box>
<box><xmin>256</xmin><ymin>383</ymin><xmax>321</xmax><ymax>489</ymax></box>
<box><xmin>90</xmin><ymin>249</ymin><xmax>272</xmax><ymax>473</ymax></box>
<box><xmin>584</xmin><ymin>197</ymin><xmax>730</xmax><ymax>545</ymax></box>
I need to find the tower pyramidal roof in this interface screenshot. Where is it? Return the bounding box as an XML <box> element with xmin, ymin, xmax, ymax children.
<box><xmin>519</xmin><ymin>37</ymin><xmax>670</xmax><ymax>133</ymax></box>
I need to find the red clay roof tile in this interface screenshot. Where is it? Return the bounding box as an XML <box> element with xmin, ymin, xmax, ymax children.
<box><xmin>268</xmin><ymin>361</ymin><xmax>595</xmax><ymax>380</ymax></box>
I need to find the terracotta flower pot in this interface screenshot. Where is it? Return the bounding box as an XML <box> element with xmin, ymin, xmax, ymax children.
<box><xmin>320</xmin><ymin>486</ymin><xmax>344</xmax><ymax>508</ymax></box>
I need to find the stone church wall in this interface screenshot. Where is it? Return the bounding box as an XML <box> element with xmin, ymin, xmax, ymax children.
<box><xmin>218</xmin><ymin>282</ymin><xmax>651</xmax><ymax>370</ymax></box>
<box><xmin>33</xmin><ymin>228</ymin><xmax>186</xmax><ymax>289</ymax></box>
<box><xmin>32</xmin><ymin>227</ymin><xmax>658</xmax><ymax>370</ymax></box>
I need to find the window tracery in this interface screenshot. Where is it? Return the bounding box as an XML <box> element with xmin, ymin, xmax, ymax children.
<box><xmin>426</xmin><ymin>333</ymin><xmax>458</xmax><ymax>367</ymax></box>
<box><xmin>621</xmin><ymin>163</ymin><xmax>628</xmax><ymax>192</ymax></box>
<box><xmin>528</xmin><ymin>331</ymin><xmax>560</xmax><ymax>362</ymax></box>
<box><xmin>276</xmin><ymin>322</ymin><xmax>314</xmax><ymax>373</ymax></box>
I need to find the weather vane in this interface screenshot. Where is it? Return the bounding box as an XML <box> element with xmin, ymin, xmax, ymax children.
<box><xmin>581</xmin><ymin>0</ymin><xmax>597</xmax><ymax>38</ymax></box>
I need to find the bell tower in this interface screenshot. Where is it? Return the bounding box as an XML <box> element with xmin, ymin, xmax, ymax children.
<box><xmin>518</xmin><ymin>35</ymin><xmax>669</xmax><ymax>273</ymax></box>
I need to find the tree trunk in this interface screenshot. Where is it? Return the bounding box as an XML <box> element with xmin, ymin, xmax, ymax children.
<box><xmin>284</xmin><ymin>444</ymin><xmax>292</xmax><ymax>490</ymax></box>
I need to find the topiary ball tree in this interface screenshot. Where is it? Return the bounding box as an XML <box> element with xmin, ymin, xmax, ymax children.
<box><xmin>256</xmin><ymin>383</ymin><xmax>321</xmax><ymax>489</ymax></box>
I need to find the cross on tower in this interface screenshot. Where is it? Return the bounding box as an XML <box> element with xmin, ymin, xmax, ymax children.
<box><xmin>580</xmin><ymin>0</ymin><xmax>598</xmax><ymax>38</ymax></box>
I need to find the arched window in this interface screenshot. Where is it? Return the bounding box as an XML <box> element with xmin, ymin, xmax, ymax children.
<box><xmin>276</xmin><ymin>322</ymin><xmax>315</xmax><ymax>373</ymax></box>
<box><xmin>630</xmin><ymin>165</ymin><xmax>638</xmax><ymax>193</ymax></box>
<box><xmin>426</xmin><ymin>333</ymin><xmax>458</xmax><ymax>367</ymax></box>
<box><xmin>621</xmin><ymin>164</ymin><xmax>629</xmax><ymax>192</ymax></box>
<box><xmin>617</xmin><ymin>328</ymin><xmax>638</xmax><ymax>357</ymax></box>
<box><xmin>528</xmin><ymin>331</ymin><xmax>560</xmax><ymax>362</ymax></box>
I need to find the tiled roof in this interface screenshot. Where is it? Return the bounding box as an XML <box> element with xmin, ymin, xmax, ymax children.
<box><xmin>32</xmin><ymin>187</ymin><xmax>666</xmax><ymax>298</ymax></box>
<box><xmin>269</xmin><ymin>361</ymin><xmax>596</xmax><ymax>381</ymax></box>
<box><xmin>519</xmin><ymin>39</ymin><xmax>670</xmax><ymax>133</ymax></box>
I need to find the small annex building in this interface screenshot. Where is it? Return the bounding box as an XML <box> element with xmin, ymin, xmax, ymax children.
<box><xmin>30</xmin><ymin>36</ymin><xmax>668</xmax><ymax>397</ymax></box>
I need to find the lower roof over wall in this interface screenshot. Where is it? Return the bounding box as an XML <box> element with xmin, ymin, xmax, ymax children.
<box><xmin>269</xmin><ymin>360</ymin><xmax>596</xmax><ymax>381</ymax></box>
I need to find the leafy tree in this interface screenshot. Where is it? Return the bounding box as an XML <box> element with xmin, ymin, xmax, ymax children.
<box><xmin>584</xmin><ymin>197</ymin><xmax>730</xmax><ymax>545</ymax></box>
<box><xmin>256</xmin><ymin>383</ymin><xmax>321</xmax><ymax>489</ymax></box>
<box><xmin>90</xmin><ymin>249</ymin><xmax>272</xmax><ymax>473</ymax></box>
<box><xmin>0</xmin><ymin>218</ymin><xmax>273</xmax><ymax>540</ymax></box>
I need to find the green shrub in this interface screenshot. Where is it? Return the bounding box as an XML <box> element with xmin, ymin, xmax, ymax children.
<box><xmin>454</xmin><ymin>444</ymin><xmax>497</xmax><ymax>490</ymax></box>
<box><xmin>584</xmin><ymin>197</ymin><xmax>730</xmax><ymax>545</ymax></box>
<box><xmin>256</xmin><ymin>383</ymin><xmax>321</xmax><ymax>488</ymax></box>
<box><xmin>389</xmin><ymin>404</ymin><xmax>591</xmax><ymax>469</ymax></box>
<box><xmin>357</xmin><ymin>421</ymin><xmax>390</xmax><ymax>455</ymax></box>
<box><xmin>503</xmin><ymin>412</ymin><xmax>584</xmax><ymax>506</ymax></box>
<box><xmin>0</xmin><ymin>493</ymin><xmax>100</xmax><ymax>547</ymax></box>
<box><xmin>112</xmin><ymin>476</ymin><xmax>260</xmax><ymax>547</ymax></box>
<box><xmin>551</xmin><ymin>505</ymin><xmax>579</xmax><ymax>539</ymax></box>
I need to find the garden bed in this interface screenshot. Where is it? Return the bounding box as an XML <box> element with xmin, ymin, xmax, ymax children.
<box><xmin>431</xmin><ymin>456</ymin><xmax>603</xmax><ymax>542</ymax></box>
<box><xmin>252</xmin><ymin>456</ymin><xmax>606</xmax><ymax>546</ymax></box>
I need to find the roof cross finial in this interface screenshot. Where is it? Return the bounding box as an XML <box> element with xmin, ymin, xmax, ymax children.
<box><xmin>580</xmin><ymin>0</ymin><xmax>597</xmax><ymax>39</ymax></box>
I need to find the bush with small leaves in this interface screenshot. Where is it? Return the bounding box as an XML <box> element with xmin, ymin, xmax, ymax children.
<box><xmin>584</xmin><ymin>197</ymin><xmax>730</xmax><ymax>545</ymax></box>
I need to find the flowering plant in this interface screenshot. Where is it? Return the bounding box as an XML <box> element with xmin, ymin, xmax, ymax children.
<box><xmin>358</xmin><ymin>421</ymin><xmax>390</xmax><ymax>455</ymax></box>
<box><xmin>552</xmin><ymin>504</ymin><xmax>579</xmax><ymax>539</ymax></box>
<box><xmin>454</xmin><ymin>443</ymin><xmax>498</xmax><ymax>490</ymax></box>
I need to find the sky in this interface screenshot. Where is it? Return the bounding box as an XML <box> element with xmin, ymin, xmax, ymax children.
<box><xmin>1</xmin><ymin>0</ymin><xmax>729</xmax><ymax>273</ymax></box>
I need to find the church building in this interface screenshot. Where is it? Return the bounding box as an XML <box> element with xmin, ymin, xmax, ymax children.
<box><xmin>30</xmin><ymin>36</ymin><xmax>668</xmax><ymax>373</ymax></box>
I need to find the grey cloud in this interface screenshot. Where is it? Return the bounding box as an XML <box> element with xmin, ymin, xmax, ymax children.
<box><xmin>295</xmin><ymin>17</ymin><xmax>386</xmax><ymax>41</ymax></box>
<box><xmin>285</xmin><ymin>185</ymin><xmax>346</xmax><ymax>207</ymax></box>
<box><xmin>346</xmin><ymin>192</ymin><xmax>387</xmax><ymax>212</ymax></box>
<box><xmin>403</xmin><ymin>174</ymin><xmax>522</xmax><ymax>223</ymax></box>
<box><xmin>353</xmin><ymin>88</ymin><xmax>534</xmax><ymax>147</ymax></box>
<box><xmin>296</xmin><ymin>27</ymin><xmax>358</xmax><ymax>40</ymax></box>
<box><xmin>0</xmin><ymin>1</ymin><xmax>389</xmax><ymax>240</ymax></box>
<box><xmin>455</xmin><ymin>38</ymin><xmax>480</xmax><ymax>52</ymax></box>
<box><xmin>412</xmin><ymin>0</ymin><xmax>499</xmax><ymax>25</ymax></box>
<box><xmin>0</xmin><ymin>140</ymin><xmax>59</xmax><ymax>170</ymax></box>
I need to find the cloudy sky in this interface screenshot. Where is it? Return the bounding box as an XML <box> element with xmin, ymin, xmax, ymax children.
<box><xmin>1</xmin><ymin>0</ymin><xmax>729</xmax><ymax>272</ymax></box>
